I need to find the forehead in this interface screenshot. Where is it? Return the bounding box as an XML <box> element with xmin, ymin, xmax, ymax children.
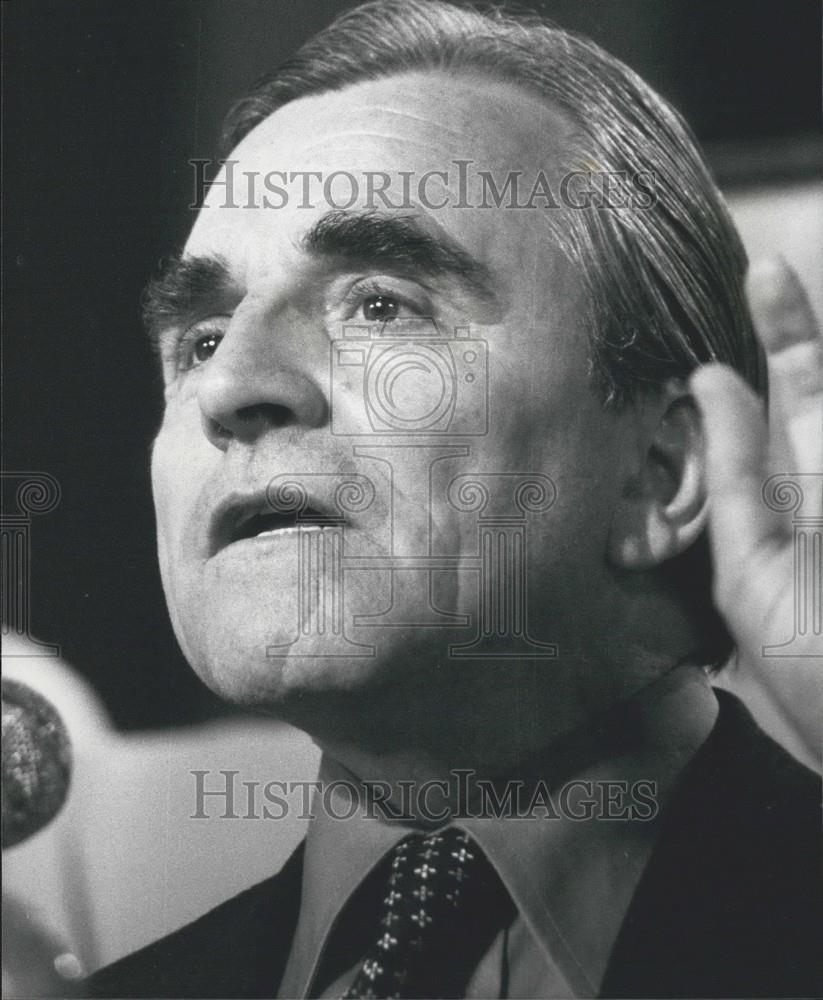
<box><xmin>184</xmin><ymin>71</ymin><xmax>576</xmax><ymax>277</ymax></box>
<box><xmin>229</xmin><ymin>71</ymin><xmax>571</xmax><ymax>174</ymax></box>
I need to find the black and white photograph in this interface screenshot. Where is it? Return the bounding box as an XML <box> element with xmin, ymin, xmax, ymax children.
<box><xmin>3</xmin><ymin>2</ymin><xmax>822</xmax><ymax>997</ymax></box>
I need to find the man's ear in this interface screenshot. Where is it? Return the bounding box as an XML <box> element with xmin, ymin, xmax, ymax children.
<box><xmin>607</xmin><ymin>379</ymin><xmax>707</xmax><ymax>570</ymax></box>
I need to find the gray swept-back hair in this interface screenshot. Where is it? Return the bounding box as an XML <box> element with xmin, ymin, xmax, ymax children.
<box><xmin>221</xmin><ymin>0</ymin><xmax>766</xmax><ymax>409</ymax></box>
<box><xmin>219</xmin><ymin>0</ymin><xmax>760</xmax><ymax>664</ymax></box>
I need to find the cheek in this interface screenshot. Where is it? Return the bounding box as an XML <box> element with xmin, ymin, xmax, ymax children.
<box><xmin>150</xmin><ymin>434</ymin><xmax>184</xmax><ymax>612</ymax></box>
<box><xmin>477</xmin><ymin>344</ymin><xmax>625</xmax><ymax>563</ymax></box>
<box><xmin>150</xmin><ymin>406</ymin><xmax>211</xmax><ymax>560</ymax></box>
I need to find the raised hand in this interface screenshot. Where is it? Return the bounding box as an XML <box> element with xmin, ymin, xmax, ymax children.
<box><xmin>691</xmin><ymin>257</ymin><xmax>822</xmax><ymax>763</ymax></box>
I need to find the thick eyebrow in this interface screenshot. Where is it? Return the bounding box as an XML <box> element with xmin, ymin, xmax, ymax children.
<box><xmin>143</xmin><ymin>212</ymin><xmax>496</xmax><ymax>348</ymax></box>
<box><xmin>142</xmin><ymin>253</ymin><xmax>236</xmax><ymax>349</ymax></box>
<box><xmin>301</xmin><ymin>209</ymin><xmax>497</xmax><ymax>305</ymax></box>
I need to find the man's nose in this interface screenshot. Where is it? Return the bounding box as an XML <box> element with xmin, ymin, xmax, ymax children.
<box><xmin>196</xmin><ymin>316</ymin><xmax>328</xmax><ymax>449</ymax></box>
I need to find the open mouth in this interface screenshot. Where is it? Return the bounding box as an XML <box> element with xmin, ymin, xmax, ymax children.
<box><xmin>209</xmin><ymin>493</ymin><xmax>341</xmax><ymax>555</ymax></box>
<box><xmin>230</xmin><ymin>506</ymin><xmax>333</xmax><ymax>542</ymax></box>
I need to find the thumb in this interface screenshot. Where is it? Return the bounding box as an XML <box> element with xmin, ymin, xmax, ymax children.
<box><xmin>690</xmin><ymin>364</ymin><xmax>777</xmax><ymax>579</ymax></box>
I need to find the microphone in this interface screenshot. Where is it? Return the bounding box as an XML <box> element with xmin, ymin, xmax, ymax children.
<box><xmin>1</xmin><ymin>678</ymin><xmax>84</xmax><ymax>996</ymax></box>
<box><xmin>2</xmin><ymin>677</ymin><xmax>72</xmax><ymax>848</ymax></box>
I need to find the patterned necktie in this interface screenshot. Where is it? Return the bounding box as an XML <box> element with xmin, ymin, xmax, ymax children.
<box><xmin>342</xmin><ymin>828</ymin><xmax>514</xmax><ymax>999</ymax></box>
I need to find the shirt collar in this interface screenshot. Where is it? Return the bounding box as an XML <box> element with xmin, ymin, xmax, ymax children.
<box><xmin>280</xmin><ymin>663</ymin><xmax>718</xmax><ymax>998</ymax></box>
<box><xmin>280</xmin><ymin>760</ymin><xmax>413</xmax><ymax>998</ymax></box>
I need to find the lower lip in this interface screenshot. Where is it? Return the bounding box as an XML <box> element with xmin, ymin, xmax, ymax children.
<box><xmin>212</xmin><ymin>523</ymin><xmax>342</xmax><ymax>558</ymax></box>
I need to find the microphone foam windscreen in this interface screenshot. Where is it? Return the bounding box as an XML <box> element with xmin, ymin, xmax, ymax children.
<box><xmin>2</xmin><ymin>678</ymin><xmax>72</xmax><ymax>849</ymax></box>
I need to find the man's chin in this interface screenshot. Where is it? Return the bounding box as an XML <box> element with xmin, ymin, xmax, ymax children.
<box><xmin>180</xmin><ymin>624</ymin><xmax>409</xmax><ymax>716</ymax></box>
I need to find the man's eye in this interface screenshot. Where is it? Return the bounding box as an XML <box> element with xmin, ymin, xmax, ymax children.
<box><xmin>193</xmin><ymin>331</ymin><xmax>223</xmax><ymax>363</ymax></box>
<box><xmin>362</xmin><ymin>294</ymin><xmax>400</xmax><ymax>322</ymax></box>
<box><xmin>176</xmin><ymin>328</ymin><xmax>224</xmax><ymax>372</ymax></box>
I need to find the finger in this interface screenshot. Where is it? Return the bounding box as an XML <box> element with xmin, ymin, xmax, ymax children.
<box><xmin>747</xmin><ymin>256</ymin><xmax>823</xmax><ymax>475</ymax></box>
<box><xmin>690</xmin><ymin>364</ymin><xmax>782</xmax><ymax>585</ymax></box>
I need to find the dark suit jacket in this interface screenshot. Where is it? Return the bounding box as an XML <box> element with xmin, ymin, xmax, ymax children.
<box><xmin>88</xmin><ymin>692</ymin><xmax>822</xmax><ymax>998</ymax></box>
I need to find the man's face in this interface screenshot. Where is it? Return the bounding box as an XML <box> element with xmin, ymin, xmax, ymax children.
<box><xmin>151</xmin><ymin>72</ymin><xmax>634</xmax><ymax>715</ymax></box>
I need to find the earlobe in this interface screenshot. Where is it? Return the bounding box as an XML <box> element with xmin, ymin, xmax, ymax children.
<box><xmin>607</xmin><ymin>382</ymin><xmax>708</xmax><ymax>571</ymax></box>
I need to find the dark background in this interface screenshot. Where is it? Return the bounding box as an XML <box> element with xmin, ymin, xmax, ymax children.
<box><xmin>3</xmin><ymin>0</ymin><xmax>821</xmax><ymax>729</ymax></box>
